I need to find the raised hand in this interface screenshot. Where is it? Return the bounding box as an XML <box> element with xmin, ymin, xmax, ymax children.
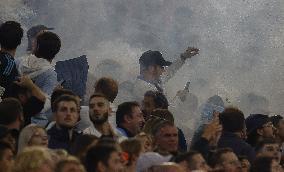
<box><xmin>202</xmin><ymin>119</ymin><xmax>222</xmax><ymax>144</ymax></box>
<box><xmin>14</xmin><ymin>75</ymin><xmax>34</xmax><ymax>89</ymax></box>
<box><xmin>180</xmin><ymin>47</ymin><xmax>199</xmax><ymax>61</ymax></box>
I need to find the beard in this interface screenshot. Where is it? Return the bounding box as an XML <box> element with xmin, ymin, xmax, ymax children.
<box><xmin>90</xmin><ymin>112</ymin><xmax>109</xmax><ymax>125</ymax></box>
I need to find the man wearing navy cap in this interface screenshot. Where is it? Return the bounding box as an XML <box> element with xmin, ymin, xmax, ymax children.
<box><xmin>129</xmin><ymin>47</ymin><xmax>199</xmax><ymax>103</ymax></box>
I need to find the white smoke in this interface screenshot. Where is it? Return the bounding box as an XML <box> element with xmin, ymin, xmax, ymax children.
<box><xmin>0</xmin><ymin>0</ymin><xmax>34</xmax><ymax>22</ymax></box>
<box><xmin>2</xmin><ymin>0</ymin><xmax>284</xmax><ymax>117</ymax></box>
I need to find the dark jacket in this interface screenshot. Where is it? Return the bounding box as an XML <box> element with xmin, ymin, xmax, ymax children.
<box><xmin>47</xmin><ymin>125</ymin><xmax>81</xmax><ymax>152</ymax></box>
<box><xmin>23</xmin><ymin>96</ymin><xmax>45</xmax><ymax>126</ymax></box>
<box><xmin>218</xmin><ymin>131</ymin><xmax>255</xmax><ymax>163</ymax></box>
<box><xmin>190</xmin><ymin>136</ymin><xmax>216</xmax><ymax>161</ymax></box>
<box><xmin>178</xmin><ymin>128</ymin><xmax>187</xmax><ymax>152</ymax></box>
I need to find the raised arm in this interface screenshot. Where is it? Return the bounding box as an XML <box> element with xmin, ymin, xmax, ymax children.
<box><xmin>162</xmin><ymin>47</ymin><xmax>199</xmax><ymax>83</ymax></box>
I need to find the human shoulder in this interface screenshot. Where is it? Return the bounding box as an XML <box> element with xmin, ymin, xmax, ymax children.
<box><xmin>133</xmin><ymin>78</ymin><xmax>157</xmax><ymax>92</ymax></box>
<box><xmin>0</xmin><ymin>52</ymin><xmax>15</xmax><ymax>68</ymax></box>
<box><xmin>83</xmin><ymin>125</ymin><xmax>102</xmax><ymax>137</ymax></box>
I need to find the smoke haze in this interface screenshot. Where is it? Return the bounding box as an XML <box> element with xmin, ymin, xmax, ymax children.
<box><xmin>1</xmin><ymin>0</ymin><xmax>284</xmax><ymax>116</ymax></box>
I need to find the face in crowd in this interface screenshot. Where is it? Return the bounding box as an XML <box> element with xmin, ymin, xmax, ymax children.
<box><xmin>28</xmin><ymin>127</ymin><xmax>48</xmax><ymax>147</ymax></box>
<box><xmin>259</xmin><ymin>121</ymin><xmax>276</xmax><ymax>139</ymax></box>
<box><xmin>257</xmin><ymin>143</ymin><xmax>281</xmax><ymax>163</ymax></box>
<box><xmin>154</xmin><ymin>124</ymin><xmax>178</xmax><ymax>154</ymax></box>
<box><xmin>184</xmin><ymin>153</ymin><xmax>210</xmax><ymax>172</ymax></box>
<box><xmin>274</xmin><ymin>119</ymin><xmax>284</xmax><ymax>141</ymax></box>
<box><xmin>55</xmin><ymin>100</ymin><xmax>79</xmax><ymax>128</ymax></box>
<box><xmin>89</xmin><ymin>96</ymin><xmax>111</xmax><ymax>125</ymax></box>
<box><xmin>125</xmin><ymin>106</ymin><xmax>145</xmax><ymax>135</ymax></box>
<box><xmin>219</xmin><ymin>151</ymin><xmax>241</xmax><ymax>172</ymax></box>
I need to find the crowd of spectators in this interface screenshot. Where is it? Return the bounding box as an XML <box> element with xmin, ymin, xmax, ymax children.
<box><xmin>0</xmin><ymin>20</ymin><xmax>283</xmax><ymax>172</ymax></box>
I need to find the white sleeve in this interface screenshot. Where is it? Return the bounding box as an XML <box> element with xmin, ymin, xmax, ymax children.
<box><xmin>161</xmin><ymin>58</ymin><xmax>185</xmax><ymax>83</ymax></box>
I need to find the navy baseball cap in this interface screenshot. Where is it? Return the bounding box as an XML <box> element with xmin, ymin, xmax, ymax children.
<box><xmin>139</xmin><ymin>50</ymin><xmax>172</xmax><ymax>68</ymax></box>
<box><xmin>26</xmin><ymin>25</ymin><xmax>54</xmax><ymax>51</ymax></box>
<box><xmin>27</xmin><ymin>25</ymin><xmax>54</xmax><ymax>39</ymax></box>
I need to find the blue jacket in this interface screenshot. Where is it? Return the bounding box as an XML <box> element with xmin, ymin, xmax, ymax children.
<box><xmin>16</xmin><ymin>54</ymin><xmax>58</xmax><ymax>126</ymax></box>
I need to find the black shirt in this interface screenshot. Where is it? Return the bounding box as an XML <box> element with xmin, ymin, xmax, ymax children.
<box><xmin>218</xmin><ymin>131</ymin><xmax>256</xmax><ymax>163</ymax></box>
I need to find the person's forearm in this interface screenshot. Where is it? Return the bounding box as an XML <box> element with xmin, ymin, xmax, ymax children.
<box><xmin>161</xmin><ymin>57</ymin><xmax>185</xmax><ymax>83</ymax></box>
<box><xmin>29</xmin><ymin>84</ymin><xmax>46</xmax><ymax>102</ymax></box>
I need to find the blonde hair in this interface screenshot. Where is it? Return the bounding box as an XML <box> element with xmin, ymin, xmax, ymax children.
<box><xmin>49</xmin><ymin>149</ymin><xmax>69</xmax><ymax>163</ymax></box>
<box><xmin>136</xmin><ymin>132</ymin><xmax>153</xmax><ymax>141</ymax></box>
<box><xmin>136</xmin><ymin>132</ymin><xmax>153</xmax><ymax>152</ymax></box>
<box><xmin>55</xmin><ymin>156</ymin><xmax>86</xmax><ymax>172</ymax></box>
<box><xmin>18</xmin><ymin>124</ymin><xmax>47</xmax><ymax>153</ymax></box>
<box><xmin>142</xmin><ymin>118</ymin><xmax>162</xmax><ymax>135</ymax></box>
<box><xmin>12</xmin><ymin>147</ymin><xmax>53</xmax><ymax>172</ymax></box>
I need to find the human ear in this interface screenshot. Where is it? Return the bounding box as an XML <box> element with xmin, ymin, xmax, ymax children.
<box><xmin>257</xmin><ymin>128</ymin><xmax>264</xmax><ymax>136</ymax></box>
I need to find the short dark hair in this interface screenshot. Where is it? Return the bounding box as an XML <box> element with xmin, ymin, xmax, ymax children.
<box><xmin>251</xmin><ymin>156</ymin><xmax>274</xmax><ymax>172</ymax></box>
<box><xmin>255</xmin><ymin>138</ymin><xmax>278</xmax><ymax>153</ymax></box>
<box><xmin>270</xmin><ymin>115</ymin><xmax>283</xmax><ymax>128</ymax></box>
<box><xmin>34</xmin><ymin>31</ymin><xmax>61</xmax><ymax>61</ymax></box>
<box><xmin>210</xmin><ymin>148</ymin><xmax>234</xmax><ymax>167</ymax></box>
<box><xmin>0</xmin><ymin>98</ymin><xmax>23</xmax><ymax>125</ymax></box>
<box><xmin>219</xmin><ymin>107</ymin><xmax>245</xmax><ymax>132</ymax></box>
<box><xmin>96</xmin><ymin>137</ymin><xmax>117</xmax><ymax>147</ymax></box>
<box><xmin>144</xmin><ymin>91</ymin><xmax>169</xmax><ymax>109</ymax></box>
<box><xmin>85</xmin><ymin>145</ymin><xmax>117</xmax><ymax>172</ymax></box>
<box><xmin>173</xmin><ymin>151</ymin><xmax>201</xmax><ymax>170</ymax></box>
<box><xmin>51</xmin><ymin>88</ymin><xmax>76</xmax><ymax>105</ymax></box>
<box><xmin>52</xmin><ymin>95</ymin><xmax>79</xmax><ymax>113</ymax></box>
<box><xmin>89</xmin><ymin>93</ymin><xmax>108</xmax><ymax>103</ymax></box>
<box><xmin>71</xmin><ymin>134</ymin><xmax>99</xmax><ymax>161</ymax></box>
<box><xmin>94</xmin><ymin>77</ymin><xmax>118</xmax><ymax>103</ymax></box>
<box><xmin>6</xmin><ymin>82</ymin><xmax>30</xmax><ymax>98</ymax></box>
<box><xmin>0</xmin><ymin>141</ymin><xmax>13</xmax><ymax>160</ymax></box>
<box><xmin>150</xmin><ymin>109</ymin><xmax>174</xmax><ymax>124</ymax></box>
<box><xmin>0</xmin><ymin>21</ymin><xmax>23</xmax><ymax>50</ymax></box>
<box><xmin>116</xmin><ymin>101</ymin><xmax>140</xmax><ymax>126</ymax></box>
